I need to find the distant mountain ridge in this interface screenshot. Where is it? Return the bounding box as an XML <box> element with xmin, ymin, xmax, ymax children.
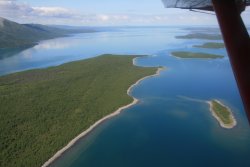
<box><xmin>0</xmin><ymin>17</ymin><xmax>96</xmax><ymax>49</ymax></box>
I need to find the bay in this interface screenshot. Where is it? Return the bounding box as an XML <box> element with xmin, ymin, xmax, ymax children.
<box><xmin>1</xmin><ymin>27</ymin><xmax>249</xmax><ymax>167</ymax></box>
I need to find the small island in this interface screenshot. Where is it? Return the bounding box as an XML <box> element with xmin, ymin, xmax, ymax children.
<box><xmin>176</xmin><ymin>33</ymin><xmax>222</xmax><ymax>40</ymax></box>
<box><xmin>171</xmin><ymin>51</ymin><xmax>224</xmax><ymax>59</ymax></box>
<box><xmin>207</xmin><ymin>100</ymin><xmax>237</xmax><ymax>129</ymax></box>
<box><xmin>193</xmin><ymin>42</ymin><xmax>225</xmax><ymax>49</ymax></box>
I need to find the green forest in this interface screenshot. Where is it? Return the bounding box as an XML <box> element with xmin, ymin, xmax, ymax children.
<box><xmin>211</xmin><ymin>100</ymin><xmax>232</xmax><ymax>125</ymax></box>
<box><xmin>0</xmin><ymin>54</ymin><xmax>157</xmax><ymax>167</ymax></box>
<box><xmin>171</xmin><ymin>51</ymin><xmax>224</xmax><ymax>59</ymax></box>
<box><xmin>193</xmin><ymin>42</ymin><xmax>225</xmax><ymax>49</ymax></box>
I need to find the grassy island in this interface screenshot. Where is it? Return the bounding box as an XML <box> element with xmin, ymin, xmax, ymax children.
<box><xmin>171</xmin><ymin>51</ymin><xmax>224</xmax><ymax>59</ymax></box>
<box><xmin>0</xmin><ymin>54</ymin><xmax>158</xmax><ymax>167</ymax></box>
<box><xmin>193</xmin><ymin>42</ymin><xmax>225</xmax><ymax>49</ymax></box>
<box><xmin>208</xmin><ymin>100</ymin><xmax>237</xmax><ymax>129</ymax></box>
<box><xmin>176</xmin><ymin>33</ymin><xmax>222</xmax><ymax>40</ymax></box>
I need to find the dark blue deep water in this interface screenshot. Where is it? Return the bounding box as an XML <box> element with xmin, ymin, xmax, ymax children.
<box><xmin>1</xmin><ymin>27</ymin><xmax>249</xmax><ymax>167</ymax></box>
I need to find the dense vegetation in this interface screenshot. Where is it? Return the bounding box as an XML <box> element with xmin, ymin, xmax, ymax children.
<box><xmin>176</xmin><ymin>33</ymin><xmax>222</xmax><ymax>40</ymax></box>
<box><xmin>0</xmin><ymin>17</ymin><xmax>96</xmax><ymax>49</ymax></box>
<box><xmin>171</xmin><ymin>51</ymin><xmax>224</xmax><ymax>59</ymax></box>
<box><xmin>211</xmin><ymin>100</ymin><xmax>232</xmax><ymax>125</ymax></box>
<box><xmin>193</xmin><ymin>42</ymin><xmax>225</xmax><ymax>49</ymax></box>
<box><xmin>0</xmin><ymin>55</ymin><xmax>157</xmax><ymax>167</ymax></box>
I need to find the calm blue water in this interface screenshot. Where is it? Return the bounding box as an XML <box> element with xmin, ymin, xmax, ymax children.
<box><xmin>0</xmin><ymin>27</ymin><xmax>184</xmax><ymax>76</ymax></box>
<box><xmin>1</xmin><ymin>27</ymin><xmax>250</xmax><ymax>167</ymax></box>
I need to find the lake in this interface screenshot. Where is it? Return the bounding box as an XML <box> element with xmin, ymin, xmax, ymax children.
<box><xmin>1</xmin><ymin>27</ymin><xmax>250</xmax><ymax>167</ymax></box>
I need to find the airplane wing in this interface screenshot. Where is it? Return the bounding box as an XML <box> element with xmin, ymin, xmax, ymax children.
<box><xmin>162</xmin><ymin>0</ymin><xmax>250</xmax><ymax>12</ymax></box>
<box><xmin>162</xmin><ymin>0</ymin><xmax>212</xmax><ymax>9</ymax></box>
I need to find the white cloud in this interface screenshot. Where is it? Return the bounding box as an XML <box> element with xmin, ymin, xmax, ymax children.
<box><xmin>0</xmin><ymin>0</ymin><xmax>33</xmax><ymax>15</ymax></box>
<box><xmin>98</xmin><ymin>15</ymin><xmax>110</xmax><ymax>21</ymax></box>
<box><xmin>0</xmin><ymin>0</ymin><xmax>75</xmax><ymax>18</ymax></box>
<box><xmin>0</xmin><ymin>0</ymin><xmax>249</xmax><ymax>26</ymax></box>
<box><xmin>32</xmin><ymin>7</ymin><xmax>74</xmax><ymax>18</ymax></box>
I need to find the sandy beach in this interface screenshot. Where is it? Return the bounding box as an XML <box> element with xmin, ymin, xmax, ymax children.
<box><xmin>42</xmin><ymin>58</ymin><xmax>165</xmax><ymax>167</ymax></box>
<box><xmin>207</xmin><ymin>100</ymin><xmax>237</xmax><ymax>129</ymax></box>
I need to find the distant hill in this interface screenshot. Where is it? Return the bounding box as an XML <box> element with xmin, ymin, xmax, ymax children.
<box><xmin>0</xmin><ymin>17</ymin><xmax>96</xmax><ymax>49</ymax></box>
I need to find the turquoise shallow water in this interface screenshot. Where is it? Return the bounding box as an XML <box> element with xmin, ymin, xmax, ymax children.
<box><xmin>1</xmin><ymin>27</ymin><xmax>249</xmax><ymax>167</ymax></box>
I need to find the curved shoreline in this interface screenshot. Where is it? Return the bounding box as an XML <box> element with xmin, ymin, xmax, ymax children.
<box><xmin>207</xmin><ymin>100</ymin><xmax>237</xmax><ymax>129</ymax></box>
<box><xmin>42</xmin><ymin>58</ymin><xmax>165</xmax><ymax>167</ymax></box>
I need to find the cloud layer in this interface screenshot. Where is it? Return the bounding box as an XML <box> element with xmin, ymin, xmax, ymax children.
<box><xmin>0</xmin><ymin>0</ymin><xmax>249</xmax><ymax>26</ymax></box>
<box><xmin>0</xmin><ymin>0</ymin><xmax>74</xmax><ymax>18</ymax></box>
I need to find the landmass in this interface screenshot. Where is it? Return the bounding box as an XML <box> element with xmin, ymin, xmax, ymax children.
<box><xmin>176</xmin><ymin>33</ymin><xmax>222</xmax><ymax>40</ymax></box>
<box><xmin>0</xmin><ymin>17</ymin><xmax>96</xmax><ymax>49</ymax></box>
<box><xmin>171</xmin><ymin>51</ymin><xmax>224</xmax><ymax>59</ymax></box>
<box><xmin>0</xmin><ymin>55</ymin><xmax>159</xmax><ymax>167</ymax></box>
<box><xmin>207</xmin><ymin>100</ymin><xmax>237</xmax><ymax>129</ymax></box>
<box><xmin>183</xmin><ymin>27</ymin><xmax>221</xmax><ymax>33</ymax></box>
<box><xmin>193</xmin><ymin>42</ymin><xmax>225</xmax><ymax>49</ymax></box>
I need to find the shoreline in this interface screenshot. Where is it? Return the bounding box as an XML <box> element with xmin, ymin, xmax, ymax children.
<box><xmin>207</xmin><ymin>100</ymin><xmax>237</xmax><ymax>129</ymax></box>
<box><xmin>42</xmin><ymin>58</ymin><xmax>165</xmax><ymax>167</ymax></box>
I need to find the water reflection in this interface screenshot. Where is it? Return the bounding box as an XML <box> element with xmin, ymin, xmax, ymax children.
<box><xmin>0</xmin><ymin>46</ymin><xmax>33</xmax><ymax>60</ymax></box>
<box><xmin>34</xmin><ymin>40</ymin><xmax>75</xmax><ymax>50</ymax></box>
<box><xmin>0</xmin><ymin>27</ymin><xmax>186</xmax><ymax>76</ymax></box>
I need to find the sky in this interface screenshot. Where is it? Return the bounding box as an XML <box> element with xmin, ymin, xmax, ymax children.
<box><xmin>0</xmin><ymin>0</ymin><xmax>249</xmax><ymax>26</ymax></box>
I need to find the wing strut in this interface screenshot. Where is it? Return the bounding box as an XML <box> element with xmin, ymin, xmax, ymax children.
<box><xmin>212</xmin><ymin>0</ymin><xmax>250</xmax><ymax>123</ymax></box>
